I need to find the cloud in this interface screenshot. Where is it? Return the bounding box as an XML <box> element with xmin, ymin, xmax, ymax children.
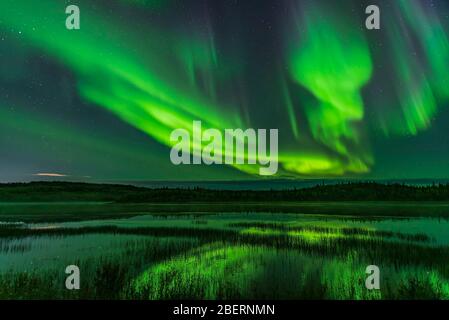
<box><xmin>33</xmin><ymin>173</ymin><xmax>68</xmax><ymax>177</ymax></box>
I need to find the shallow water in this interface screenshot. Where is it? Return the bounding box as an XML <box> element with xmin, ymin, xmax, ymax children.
<box><xmin>1</xmin><ymin>212</ymin><xmax>449</xmax><ymax>299</ymax></box>
<box><xmin>26</xmin><ymin>212</ymin><xmax>449</xmax><ymax>245</ymax></box>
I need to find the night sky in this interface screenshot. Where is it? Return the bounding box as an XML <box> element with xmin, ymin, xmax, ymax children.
<box><xmin>1</xmin><ymin>0</ymin><xmax>449</xmax><ymax>182</ymax></box>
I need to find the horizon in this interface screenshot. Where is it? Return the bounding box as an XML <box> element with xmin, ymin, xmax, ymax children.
<box><xmin>3</xmin><ymin>177</ymin><xmax>449</xmax><ymax>191</ymax></box>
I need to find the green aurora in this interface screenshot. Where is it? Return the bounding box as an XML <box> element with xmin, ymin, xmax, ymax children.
<box><xmin>1</xmin><ymin>0</ymin><xmax>449</xmax><ymax>181</ymax></box>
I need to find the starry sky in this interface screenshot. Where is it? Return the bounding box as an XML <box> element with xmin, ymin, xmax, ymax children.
<box><xmin>1</xmin><ymin>0</ymin><xmax>449</xmax><ymax>182</ymax></box>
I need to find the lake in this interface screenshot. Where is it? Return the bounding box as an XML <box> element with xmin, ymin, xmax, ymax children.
<box><xmin>1</xmin><ymin>208</ymin><xmax>449</xmax><ymax>299</ymax></box>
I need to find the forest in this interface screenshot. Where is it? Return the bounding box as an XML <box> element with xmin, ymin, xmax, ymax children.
<box><xmin>1</xmin><ymin>181</ymin><xmax>449</xmax><ymax>202</ymax></box>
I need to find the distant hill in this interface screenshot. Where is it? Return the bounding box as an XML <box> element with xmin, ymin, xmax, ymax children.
<box><xmin>1</xmin><ymin>181</ymin><xmax>449</xmax><ymax>202</ymax></box>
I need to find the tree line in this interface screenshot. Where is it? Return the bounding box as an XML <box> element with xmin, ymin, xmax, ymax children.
<box><xmin>1</xmin><ymin>181</ymin><xmax>449</xmax><ymax>202</ymax></box>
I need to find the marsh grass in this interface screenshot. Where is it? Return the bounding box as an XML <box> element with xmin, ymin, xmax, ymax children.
<box><xmin>0</xmin><ymin>213</ymin><xmax>448</xmax><ymax>299</ymax></box>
